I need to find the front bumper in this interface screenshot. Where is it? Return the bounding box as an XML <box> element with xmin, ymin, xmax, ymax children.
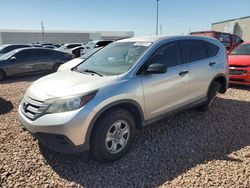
<box><xmin>229</xmin><ymin>67</ymin><xmax>250</xmax><ymax>86</ymax></box>
<box><xmin>18</xmin><ymin>104</ymin><xmax>96</xmax><ymax>153</ymax></box>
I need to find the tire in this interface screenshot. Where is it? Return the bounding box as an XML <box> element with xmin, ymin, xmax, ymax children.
<box><xmin>52</xmin><ymin>63</ymin><xmax>62</xmax><ymax>72</ymax></box>
<box><xmin>198</xmin><ymin>81</ymin><xmax>221</xmax><ymax>112</ymax></box>
<box><xmin>90</xmin><ymin>108</ymin><xmax>136</xmax><ymax>162</ymax></box>
<box><xmin>0</xmin><ymin>70</ymin><xmax>6</xmax><ymax>81</ymax></box>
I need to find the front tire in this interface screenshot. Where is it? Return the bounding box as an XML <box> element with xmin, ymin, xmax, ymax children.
<box><xmin>90</xmin><ymin>108</ymin><xmax>136</xmax><ymax>162</ymax></box>
<box><xmin>198</xmin><ymin>81</ymin><xmax>221</xmax><ymax>112</ymax></box>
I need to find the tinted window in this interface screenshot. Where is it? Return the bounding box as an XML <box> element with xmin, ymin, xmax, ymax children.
<box><xmin>95</xmin><ymin>41</ymin><xmax>112</xmax><ymax>48</ymax></box>
<box><xmin>146</xmin><ymin>42</ymin><xmax>182</xmax><ymax>68</ymax></box>
<box><xmin>205</xmin><ymin>42</ymin><xmax>219</xmax><ymax>57</ymax></box>
<box><xmin>14</xmin><ymin>50</ymin><xmax>34</xmax><ymax>62</ymax></box>
<box><xmin>33</xmin><ymin>49</ymin><xmax>54</xmax><ymax>58</ymax></box>
<box><xmin>181</xmin><ymin>40</ymin><xmax>208</xmax><ymax>63</ymax></box>
<box><xmin>5</xmin><ymin>45</ymin><xmax>30</xmax><ymax>52</ymax></box>
<box><xmin>67</xmin><ymin>44</ymin><xmax>81</xmax><ymax>49</ymax></box>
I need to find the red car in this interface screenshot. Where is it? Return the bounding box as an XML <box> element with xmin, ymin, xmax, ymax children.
<box><xmin>228</xmin><ymin>42</ymin><xmax>250</xmax><ymax>86</ymax></box>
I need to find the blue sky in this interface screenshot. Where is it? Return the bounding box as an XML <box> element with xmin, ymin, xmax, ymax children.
<box><xmin>0</xmin><ymin>0</ymin><xmax>249</xmax><ymax>36</ymax></box>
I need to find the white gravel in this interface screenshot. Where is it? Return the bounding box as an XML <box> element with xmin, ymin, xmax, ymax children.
<box><xmin>0</xmin><ymin>75</ymin><xmax>249</xmax><ymax>187</ymax></box>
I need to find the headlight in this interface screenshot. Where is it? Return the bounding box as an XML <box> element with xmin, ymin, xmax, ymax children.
<box><xmin>45</xmin><ymin>91</ymin><xmax>97</xmax><ymax>113</ymax></box>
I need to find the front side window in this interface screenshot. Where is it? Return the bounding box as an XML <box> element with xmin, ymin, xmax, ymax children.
<box><xmin>230</xmin><ymin>44</ymin><xmax>250</xmax><ymax>55</ymax></box>
<box><xmin>14</xmin><ymin>50</ymin><xmax>34</xmax><ymax>62</ymax></box>
<box><xmin>181</xmin><ymin>40</ymin><xmax>208</xmax><ymax>63</ymax></box>
<box><xmin>76</xmin><ymin>42</ymin><xmax>151</xmax><ymax>76</ymax></box>
<box><xmin>145</xmin><ymin>42</ymin><xmax>182</xmax><ymax>68</ymax></box>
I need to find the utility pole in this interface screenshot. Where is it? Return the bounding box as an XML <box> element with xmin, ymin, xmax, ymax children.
<box><xmin>156</xmin><ymin>0</ymin><xmax>159</xmax><ymax>35</ymax></box>
<box><xmin>41</xmin><ymin>20</ymin><xmax>45</xmax><ymax>42</ymax></box>
<box><xmin>160</xmin><ymin>24</ymin><xmax>162</xmax><ymax>35</ymax></box>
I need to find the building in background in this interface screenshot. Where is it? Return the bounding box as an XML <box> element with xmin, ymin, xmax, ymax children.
<box><xmin>0</xmin><ymin>30</ymin><xmax>134</xmax><ymax>45</ymax></box>
<box><xmin>212</xmin><ymin>16</ymin><xmax>250</xmax><ymax>41</ymax></box>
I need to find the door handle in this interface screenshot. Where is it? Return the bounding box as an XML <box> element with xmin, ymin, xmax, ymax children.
<box><xmin>209</xmin><ymin>62</ymin><xmax>216</xmax><ymax>66</ymax></box>
<box><xmin>179</xmin><ymin>70</ymin><xmax>189</xmax><ymax>76</ymax></box>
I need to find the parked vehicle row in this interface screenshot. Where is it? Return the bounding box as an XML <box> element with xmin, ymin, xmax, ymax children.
<box><xmin>18</xmin><ymin>35</ymin><xmax>229</xmax><ymax>162</ymax></box>
<box><xmin>0</xmin><ymin>48</ymin><xmax>74</xmax><ymax>80</ymax></box>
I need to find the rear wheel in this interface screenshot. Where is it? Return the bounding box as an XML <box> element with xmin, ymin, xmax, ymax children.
<box><xmin>198</xmin><ymin>81</ymin><xmax>221</xmax><ymax>112</ymax></box>
<box><xmin>0</xmin><ymin>70</ymin><xmax>6</xmax><ymax>81</ymax></box>
<box><xmin>90</xmin><ymin>108</ymin><xmax>136</xmax><ymax>162</ymax></box>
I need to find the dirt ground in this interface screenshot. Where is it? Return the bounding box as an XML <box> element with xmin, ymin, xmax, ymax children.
<box><xmin>0</xmin><ymin>74</ymin><xmax>249</xmax><ymax>187</ymax></box>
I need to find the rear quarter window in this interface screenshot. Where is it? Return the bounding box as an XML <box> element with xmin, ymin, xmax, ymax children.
<box><xmin>181</xmin><ymin>40</ymin><xmax>208</xmax><ymax>63</ymax></box>
<box><xmin>205</xmin><ymin>42</ymin><xmax>220</xmax><ymax>57</ymax></box>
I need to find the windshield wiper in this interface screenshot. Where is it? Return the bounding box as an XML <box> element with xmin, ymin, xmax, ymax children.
<box><xmin>82</xmin><ymin>69</ymin><xmax>104</xmax><ymax>77</ymax></box>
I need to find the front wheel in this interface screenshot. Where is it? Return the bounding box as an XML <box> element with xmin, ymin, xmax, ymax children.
<box><xmin>198</xmin><ymin>81</ymin><xmax>221</xmax><ymax>112</ymax></box>
<box><xmin>90</xmin><ymin>108</ymin><xmax>136</xmax><ymax>162</ymax></box>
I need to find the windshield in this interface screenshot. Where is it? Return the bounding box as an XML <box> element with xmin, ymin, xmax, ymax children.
<box><xmin>0</xmin><ymin>49</ymin><xmax>18</xmax><ymax>60</ymax></box>
<box><xmin>76</xmin><ymin>41</ymin><xmax>151</xmax><ymax>76</ymax></box>
<box><xmin>230</xmin><ymin>44</ymin><xmax>250</xmax><ymax>55</ymax></box>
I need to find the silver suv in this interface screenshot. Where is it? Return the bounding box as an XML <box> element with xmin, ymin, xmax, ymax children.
<box><xmin>18</xmin><ymin>36</ymin><xmax>228</xmax><ymax>161</ymax></box>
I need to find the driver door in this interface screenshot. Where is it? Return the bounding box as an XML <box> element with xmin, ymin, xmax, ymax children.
<box><xmin>5</xmin><ymin>50</ymin><xmax>34</xmax><ymax>76</ymax></box>
<box><xmin>139</xmin><ymin>41</ymin><xmax>190</xmax><ymax>120</ymax></box>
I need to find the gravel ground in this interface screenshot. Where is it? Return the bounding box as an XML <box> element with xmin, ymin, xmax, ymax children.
<box><xmin>0</xmin><ymin>74</ymin><xmax>249</xmax><ymax>188</ymax></box>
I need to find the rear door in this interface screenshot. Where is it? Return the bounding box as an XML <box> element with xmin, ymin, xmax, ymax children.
<box><xmin>31</xmin><ymin>49</ymin><xmax>55</xmax><ymax>71</ymax></box>
<box><xmin>180</xmin><ymin>40</ymin><xmax>215</xmax><ymax>103</ymax></box>
<box><xmin>140</xmin><ymin>41</ymin><xmax>190</xmax><ymax>120</ymax></box>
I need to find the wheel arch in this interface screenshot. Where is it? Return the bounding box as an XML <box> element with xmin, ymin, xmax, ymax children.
<box><xmin>86</xmin><ymin>99</ymin><xmax>145</xmax><ymax>147</ymax></box>
<box><xmin>208</xmin><ymin>73</ymin><xmax>228</xmax><ymax>94</ymax></box>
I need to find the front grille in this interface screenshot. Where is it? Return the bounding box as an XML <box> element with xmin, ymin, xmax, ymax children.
<box><xmin>21</xmin><ymin>96</ymin><xmax>49</xmax><ymax>120</ymax></box>
<box><xmin>229</xmin><ymin>69</ymin><xmax>247</xmax><ymax>75</ymax></box>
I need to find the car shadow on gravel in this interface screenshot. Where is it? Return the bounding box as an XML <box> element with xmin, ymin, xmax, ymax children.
<box><xmin>0</xmin><ymin>97</ymin><xmax>13</xmax><ymax>115</ymax></box>
<box><xmin>39</xmin><ymin>97</ymin><xmax>250</xmax><ymax>187</ymax></box>
<box><xmin>0</xmin><ymin>73</ymin><xmax>48</xmax><ymax>84</ymax></box>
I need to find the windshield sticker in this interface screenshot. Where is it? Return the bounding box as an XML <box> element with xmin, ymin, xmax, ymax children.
<box><xmin>134</xmin><ymin>42</ymin><xmax>152</xmax><ymax>47</ymax></box>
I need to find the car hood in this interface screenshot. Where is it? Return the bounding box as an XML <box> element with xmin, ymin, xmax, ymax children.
<box><xmin>228</xmin><ymin>55</ymin><xmax>250</xmax><ymax>66</ymax></box>
<box><xmin>58</xmin><ymin>58</ymin><xmax>84</xmax><ymax>71</ymax></box>
<box><xmin>26</xmin><ymin>71</ymin><xmax>119</xmax><ymax>101</ymax></box>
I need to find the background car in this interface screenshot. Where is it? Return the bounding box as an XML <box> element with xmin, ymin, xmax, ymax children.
<box><xmin>81</xmin><ymin>40</ymin><xmax>113</xmax><ymax>55</ymax></box>
<box><xmin>0</xmin><ymin>44</ymin><xmax>32</xmax><ymax>56</ymax></box>
<box><xmin>228</xmin><ymin>42</ymin><xmax>250</xmax><ymax>86</ymax></box>
<box><xmin>58</xmin><ymin>47</ymin><xmax>102</xmax><ymax>71</ymax></box>
<box><xmin>58</xmin><ymin>43</ymin><xmax>83</xmax><ymax>52</ymax></box>
<box><xmin>0</xmin><ymin>47</ymin><xmax>74</xmax><ymax>81</ymax></box>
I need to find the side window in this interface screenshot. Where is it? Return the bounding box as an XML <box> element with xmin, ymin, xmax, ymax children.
<box><xmin>34</xmin><ymin>49</ymin><xmax>54</xmax><ymax>58</ymax></box>
<box><xmin>5</xmin><ymin>46</ymin><xmax>18</xmax><ymax>52</ymax></box>
<box><xmin>146</xmin><ymin>42</ymin><xmax>182</xmax><ymax>68</ymax></box>
<box><xmin>67</xmin><ymin>44</ymin><xmax>80</xmax><ymax>49</ymax></box>
<box><xmin>14</xmin><ymin>50</ymin><xmax>34</xmax><ymax>62</ymax></box>
<box><xmin>181</xmin><ymin>40</ymin><xmax>208</xmax><ymax>63</ymax></box>
<box><xmin>205</xmin><ymin>42</ymin><xmax>219</xmax><ymax>57</ymax></box>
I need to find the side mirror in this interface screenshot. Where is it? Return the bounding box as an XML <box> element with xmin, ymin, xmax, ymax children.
<box><xmin>146</xmin><ymin>63</ymin><xmax>167</xmax><ymax>74</ymax></box>
<box><xmin>10</xmin><ymin>56</ymin><xmax>16</xmax><ymax>62</ymax></box>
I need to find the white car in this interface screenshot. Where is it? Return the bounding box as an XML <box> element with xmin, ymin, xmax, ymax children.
<box><xmin>58</xmin><ymin>47</ymin><xmax>102</xmax><ymax>71</ymax></box>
